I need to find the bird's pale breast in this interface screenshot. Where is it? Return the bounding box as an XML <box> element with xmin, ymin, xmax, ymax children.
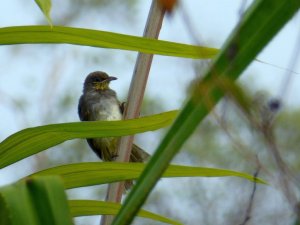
<box><xmin>89</xmin><ymin>94</ymin><xmax>122</xmax><ymax>121</ymax></box>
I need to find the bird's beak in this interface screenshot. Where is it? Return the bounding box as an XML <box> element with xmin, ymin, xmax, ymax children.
<box><xmin>107</xmin><ymin>76</ymin><xmax>117</xmax><ymax>82</ymax></box>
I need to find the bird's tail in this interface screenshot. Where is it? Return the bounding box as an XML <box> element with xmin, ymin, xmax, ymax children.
<box><xmin>130</xmin><ymin>144</ymin><xmax>150</xmax><ymax>162</ymax></box>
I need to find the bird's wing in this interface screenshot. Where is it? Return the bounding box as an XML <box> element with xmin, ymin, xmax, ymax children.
<box><xmin>78</xmin><ymin>95</ymin><xmax>90</xmax><ymax>121</ymax></box>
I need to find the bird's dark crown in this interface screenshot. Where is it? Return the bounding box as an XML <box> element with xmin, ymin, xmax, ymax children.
<box><xmin>83</xmin><ymin>71</ymin><xmax>117</xmax><ymax>92</ymax></box>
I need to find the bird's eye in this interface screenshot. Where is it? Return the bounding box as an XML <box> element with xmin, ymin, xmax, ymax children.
<box><xmin>93</xmin><ymin>77</ymin><xmax>102</xmax><ymax>82</ymax></box>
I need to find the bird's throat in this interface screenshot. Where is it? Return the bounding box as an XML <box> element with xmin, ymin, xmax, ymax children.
<box><xmin>94</xmin><ymin>82</ymin><xmax>109</xmax><ymax>91</ymax></box>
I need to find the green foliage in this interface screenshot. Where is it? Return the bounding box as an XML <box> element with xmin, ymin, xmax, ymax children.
<box><xmin>0</xmin><ymin>26</ymin><xmax>218</xmax><ymax>59</ymax></box>
<box><xmin>69</xmin><ymin>200</ymin><xmax>182</xmax><ymax>225</ymax></box>
<box><xmin>112</xmin><ymin>0</ymin><xmax>300</xmax><ymax>224</ymax></box>
<box><xmin>0</xmin><ymin>176</ymin><xmax>73</xmax><ymax>225</ymax></box>
<box><xmin>0</xmin><ymin>111</ymin><xmax>177</xmax><ymax>168</ymax></box>
<box><xmin>30</xmin><ymin>162</ymin><xmax>266</xmax><ymax>189</ymax></box>
<box><xmin>34</xmin><ymin>0</ymin><xmax>52</xmax><ymax>26</ymax></box>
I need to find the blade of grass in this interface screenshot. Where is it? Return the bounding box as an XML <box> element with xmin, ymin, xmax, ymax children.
<box><xmin>34</xmin><ymin>0</ymin><xmax>53</xmax><ymax>26</ymax></box>
<box><xmin>0</xmin><ymin>26</ymin><xmax>217</xmax><ymax>59</ymax></box>
<box><xmin>30</xmin><ymin>162</ymin><xmax>266</xmax><ymax>189</ymax></box>
<box><xmin>0</xmin><ymin>179</ymin><xmax>38</xmax><ymax>225</ymax></box>
<box><xmin>0</xmin><ymin>110</ymin><xmax>177</xmax><ymax>169</ymax></box>
<box><xmin>26</xmin><ymin>176</ymin><xmax>73</xmax><ymax>225</ymax></box>
<box><xmin>112</xmin><ymin>1</ymin><xmax>300</xmax><ymax>225</ymax></box>
<box><xmin>0</xmin><ymin>176</ymin><xmax>72</xmax><ymax>225</ymax></box>
<box><xmin>69</xmin><ymin>200</ymin><xmax>182</xmax><ymax>225</ymax></box>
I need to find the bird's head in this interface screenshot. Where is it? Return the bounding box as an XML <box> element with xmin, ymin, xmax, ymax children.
<box><xmin>83</xmin><ymin>71</ymin><xmax>117</xmax><ymax>92</ymax></box>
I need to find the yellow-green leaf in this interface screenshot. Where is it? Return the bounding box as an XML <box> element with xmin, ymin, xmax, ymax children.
<box><xmin>112</xmin><ymin>1</ymin><xmax>300</xmax><ymax>225</ymax></box>
<box><xmin>30</xmin><ymin>162</ymin><xmax>266</xmax><ymax>189</ymax></box>
<box><xmin>34</xmin><ymin>0</ymin><xmax>53</xmax><ymax>26</ymax></box>
<box><xmin>0</xmin><ymin>176</ymin><xmax>72</xmax><ymax>225</ymax></box>
<box><xmin>0</xmin><ymin>26</ymin><xmax>218</xmax><ymax>59</ymax></box>
<box><xmin>69</xmin><ymin>200</ymin><xmax>182</xmax><ymax>225</ymax></box>
<box><xmin>0</xmin><ymin>111</ymin><xmax>177</xmax><ymax>169</ymax></box>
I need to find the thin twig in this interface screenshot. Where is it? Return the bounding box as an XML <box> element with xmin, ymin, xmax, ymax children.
<box><xmin>248</xmin><ymin>96</ymin><xmax>298</xmax><ymax>207</ymax></box>
<box><xmin>262</xmin><ymin>124</ymin><xmax>297</xmax><ymax>206</ymax></box>
<box><xmin>239</xmin><ymin>164</ymin><xmax>260</xmax><ymax>225</ymax></box>
<box><xmin>100</xmin><ymin>1</ymin><xmax>165</xmax><ymax>225</ymax></box>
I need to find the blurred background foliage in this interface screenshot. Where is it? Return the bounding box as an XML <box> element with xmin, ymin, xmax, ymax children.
<box><xmin>1</xmin><ymin>0</ymin><xmax>300</xmax><ymax>225</ymax></box>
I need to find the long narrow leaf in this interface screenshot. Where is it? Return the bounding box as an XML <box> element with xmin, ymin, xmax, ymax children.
<box><xmin>69</xmin><ymin>200</ymin><xmax>181</xmax><ymax>225</ymax></box>
<box><xmin>0</xmin><ymin>176</ymin><xmax>72</xmax><ymax>225</ymax></box>
<box><xmin>113</xmin><ymin>1</ymin><xmax>300</xmax><ymax>225</ymax></box>
<box><xmin>34</xmin><ymin>0</ymin><xmax>52</xmax><ymax>26</ymax></box>
<box><xmin>0</xmin><ymin>26</ymin><xmax>217</xmax><ymax>59</ymax></box>
<box><xmin>0</xmin><ymin>111</ymin><xmax>177</xmax><ymax>169</ymax></box>
<box><xmin>0</xmin><ymin>180</ymin><xmax>38</xmax><ymax>225</ymax></box>
<box><xmin>26</xmin><ymin>176</ymin><xmax>73</xmax><ymax>225</ymax></box>
<box><xmin>30</xmin><ymin>162</ymin><xmax>266</xmax><ymax>189</ymax></box>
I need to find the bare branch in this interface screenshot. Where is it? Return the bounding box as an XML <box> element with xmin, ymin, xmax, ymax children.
<box><xmin>240</xmin><ymin>164</ymin><xmax>260</xmax><ymax>225</ymax></box>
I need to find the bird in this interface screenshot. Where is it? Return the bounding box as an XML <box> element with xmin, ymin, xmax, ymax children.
<box><xmin>78</xmin><ymin>71</ymin><xmax>150</xmax><ymax>163</ymax></box>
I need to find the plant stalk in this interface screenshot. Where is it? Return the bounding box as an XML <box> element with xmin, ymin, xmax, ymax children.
<box><xmin>100</xmin><ymin>1</ymin><xmax>165</xmax><ymax>225</ymax></box>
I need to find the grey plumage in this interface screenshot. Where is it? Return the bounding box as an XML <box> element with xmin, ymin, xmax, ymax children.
<box><xmin>78</xmin><ymin>71</ymin><xmax>150</xmax><ymax>162</ymax></box>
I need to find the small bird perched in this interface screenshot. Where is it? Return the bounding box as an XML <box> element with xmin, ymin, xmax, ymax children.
<box><xmin>78</xmin><ymin>71</ymin><xmax>150</xmax><ymax>163</ymax></box>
